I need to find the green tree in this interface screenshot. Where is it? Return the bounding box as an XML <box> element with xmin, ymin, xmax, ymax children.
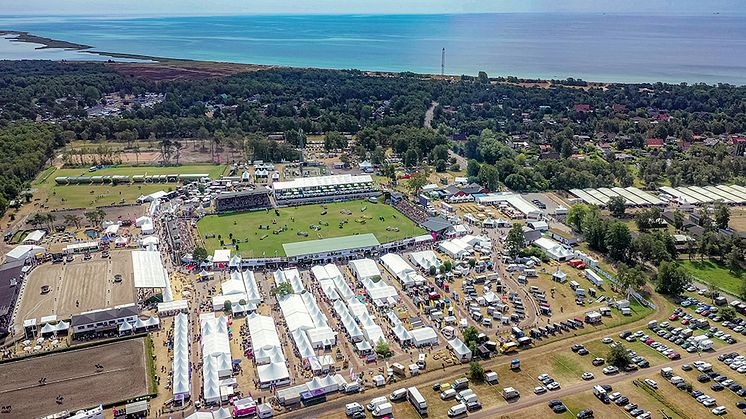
<box><xmin>607</xmin><ymin>196</ymin><xmax>626</xmax><ymax>218</ymax></box>
<box><xmin>617</xmin><ymin>263</ymin><xmax>646</xmax><ymax>294</ymax></box>
<box><xmin>715</xmin><ymin>204</ymin><xmax>731</xmax><ymax>230</ymax></box>
<box><xmin>604</xmin><ymin>222</ymin><xmax>632</xmax><ymax>261</ymax></box>
<box><xmin>655</xmin><ymin>261</ymin><xmax>692</xmax><ymax>296</ymax></box>
<box><xmin>607</xmin><ymin>343</ymin><xmax>632</xmax><ymax>368</ymax></box>
<box><xmin>407</xmin><ymin>169</ymin><xmax>429</xmax><ymax>196</ymax></box>
<box><xmin>567</xmin><ymin>203</ymin><xmax>590</xmax><ymax>233</ymax></box>
<box><xmin>477</xmin><ymin>71</ymin><xmax>490</xmax><ymax>84</ymax></box>
<box><xmin>273</xmin><ymin>282</ymin><xmax>294</xmax><ymax>296</ymax></box>
<box><xmin>375</xmin><ymin>340</ymin><xmax>393</xmax><ymax>358</ymax></box>
<box><xmin>477</xmin><ymin>164</ymin><xmax>500</xmax><ymax>191</ymax></box>
<box><xmin>720</xmin><ymin>306</ymin><xmax>738</xmax><ymax>322</ymax></box>
<box><xmin>466</xmin><ymin>159</ymin><xmax>481</xmax><ymax>178</ymax></box>
<box><xmin>324</xmin><ymin>131</ymin><xmax>348</xmax><ymax>151</ymax></box>
<box><xmin>193</xmin><ymin>246</ymin><xmax>208</xmax><ymax>262</ymax></box>
<box><xmin>404</xmin><ymin>149</ymin><xmax>419</xmax><ymax>167</ymax></box>
<box><xmin>726</xmin><ymin>248</ymin><xmax>743</xmax><ymax>274</ymax></box>
<box><xmin>469</xmin><ymin>361</ymin><xmax>485</xmax><ymax>381</ymax></box>
<box><xmin>462</xmin><ymin>326</ymin><xmax>479</xmax><ymax>348</ymax></box>
<box><xmin>223</xmin><ymin>300</ymin><xmax>233</xmax><ymax>313</ymax></box>
<box><xmin>435</xmin><ymin>159</ymin><xmax>447</xmax><ymax>173</ymax></box>
<box><xmin>505</xmin><ymin>223</ymin><xmax>526</xmax><ymax>259</ymax></box>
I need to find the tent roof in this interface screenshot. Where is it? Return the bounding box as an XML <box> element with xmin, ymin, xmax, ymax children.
<box><xmin>132</xmin><ymin>250</ymin><xmax>168</xmax><ymax>288</ymax></box>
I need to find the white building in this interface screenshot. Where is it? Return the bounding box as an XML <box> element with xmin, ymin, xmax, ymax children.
<box><xmin>5</xmin><ymin>244</ymin><xmax>45</xmax><ymax>262</ymax></box>
<box><xmin>533</xmin><ymin>237</ymin><xmax>574</xmax><ymax>261</ymax></box>
<box><xmin>379</xmin><ymin>254</ymin><xmax>425</xmax><ymax>288</ymax></box>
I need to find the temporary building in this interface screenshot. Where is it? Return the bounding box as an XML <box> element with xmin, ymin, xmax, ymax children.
<box><xmin>22</xmin><ymin>230</ymin><xmax>46</xmax><ymax>244</ymax></box>
<box><xmin>438</xmin><ymin>238</ymin><xmax>472</xmax><ymax>259</ymax></box>
<box><xmin>241</xmin><ymin>270</ymin><xmax>262</xmax><ymax>305</ymax></box>
<box><xmin>290</xmin><ymin>328</ymin><xmax>316</xmax><ymax>360</ymax></box>
<box><xmin>256</xmin><ymin>361</ymin><xmax>290</xmax><ymax>388</ymax></box>
<box><xmin>332</xmin><ymin>300</ymin><xmax>364</xmax><ymax>342</ymax></box>
<box><xmin>135</xmin><ymin>216</ymin><xmax>152</xmax><ymax>227</ymax></box>
<box><xmin>132</xmin><ymin>250</ymin><xmax>168</xmax><ymax>288</ymax></box>
<box><xmin>392</xmin><ymin>323</ymin><xmax>412</xmax><ymax>343</ymax></box>
<box><xmin>158</xmin><ymin>299</ymin><xmax>189</xmax><ymax>315</ymax></box>
<box><xmin>274</xmin><ymin>268</ymin><xmax>304</xmax><ymax>293</ymax></box>
<box><xmin>248</xmin><ymin>314</ymin><xmax>284</xmax><ymax>364</ymax></box>
<box><xmin>5</xmin><ymin>244</ymin><xmax>45</xmax><ymax>262</ymax></box>
<box><xmin>379</xmin><ymin>254</ymin><xmax>424</xmax><ymax>288</ymax></box>
<box><xmin>448</xmin><ymin>337</ymin><xmax>473</xmax><ymax>362</ymax></box>
<box><xmin>409</xmin><ymin>250</ymin><xmax>442</xmax><ymax>270</ymax></box>
<box><xmin>306</xmin><ymin>326</ymin><xmax>337</xmax><ymax>348</ymax></box>
<box><xmin>409</xmin><ymin>327</ymin><xmax>438</xmax><ymax>347</ymax></box>
<box><xmin>104</xmin><ymin>223</ymin><xmax>120</xmax><ymax>236</ymax></box>
<box><xmin>212</xmin><ymin>250</ymin><xmax>231</xmax><ymax>269</ymax></box>
<box><xmin>349</xmin><ymin>258</ymin><xmax>382</xmax><ymax>282</ymax></box>
<box><xmin>200</xmin><ymin>313</ymin><xmax>233</xmax><ymax>403</ymax></box>
<box><xmin>533</xmin><ymin>237</ymin><xmax>574</xmax><ymax>261</ymax></box>
<box><xmin>173</xmin><ymin>313</ymin><xmax>191</xmax><ymax>399</ymax></box>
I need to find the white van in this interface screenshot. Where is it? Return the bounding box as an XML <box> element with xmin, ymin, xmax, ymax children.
<box><xmin>390</xmin><ymin>388</ymin><xmax>408</xmax><ymax>401</ymax></box>
<box><xmin>448</xmin><ymin>403</ymin><xmax>467</xmax><ymax>417</ymax></box>
<box><xmin>367</xmin><ymin>396</ymin><xmax>388</xmax><ymax>411</ymax></box>
<box><xmin>440</xmin><ymin>389</ymin><xmax>457</xmax><ymax>400</ymax></box>
<box><xmin>372</xmin><ymin>402</ymin><xmax>393</xmax><ymax>417</ymax></box>
<box><xmin>344</xmin><ymin>382</ymin><xmax>361</xmax><ymax>393</ymax></box>
<box><xmin>346</xmin><ymin>402</ymin><xmax>364</xmax><ymax>416</ymax></box>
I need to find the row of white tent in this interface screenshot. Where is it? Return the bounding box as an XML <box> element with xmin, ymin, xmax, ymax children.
<box><xmin>274</xmin><ymin>268</ymin><xmax>305</xmax><ymax>293</ymax></box>
<box><xmin>173</xmin><ymin>313</ymin><xmax>191</xmax><ymax>398</ymax></box>
<box><xmin>200</xmin><ymin>313</ymin><xmax>233</xmax><ymax>404</ymax></box>
<box><xmin>117</xmin><ymin>315</ymin><xmax>160</xmax><ymax>333</ymax></box>
<box><xmin>247</xmin><ymin>313</ymin><xmax>291</xmax><ymax>387</ymax></box>
<box><xmin>211</xmin><ymin>270</ymin><xmax>262</xmax><ymax>314</ymax></box>
<box><xmin>347</xmin><ymin>259</ymin><xmax>399</xmax><ymax>305</ymax></box>
<box><xmin>378</xmin><ymin>254</ymin><xmax>426</xmax><ymax>289</ymax></box>
<box><xmin>311</xmin><ymin>264</ymin><xmax>355</xmax><ymax>301</ymax></box>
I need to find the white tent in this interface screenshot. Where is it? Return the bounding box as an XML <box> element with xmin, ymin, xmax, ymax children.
<box><xmin>23</xmin><ymin>230</ymin><xmax>46</xmax><ymax>244</ymax></box>
<box><xmin>173</xmin><ymin>313</ymin><xmax>191</xmax><ymax>398</ymax></box>
<box><xmin>392</xmin><ymin>323</ymin><xmax>412</xmax><ymax>343</ymax></box>
<box><xmin>132</xmin><ymin>250</ymin><xmax>168</xmax><ymax>288</ymax></box>
<box><xmin>274</xmin><ymin>268</ymin><xmax>304</xmax><ymax>293</ymax></box>
<box><xmin>241</xmin><ymin>270</ymin><xmax>262</xmax><ymax>305</ymax></box>
<box><xmin>5</xmin><ymin>244</ymin><xmax>45</xmax><ymax>262</ymax></box>
<box><xmin>349</xmin><ymin>258</ymin><xmax>382</xmax><ymax>281</ymax></box>
<box><xmin>119</xmin><ymin>321</ymin><xmax>133</xmax><ymax>333</ymax></box>
<box><xmin>447</xmin><ymin>337</ymin><xmax>472</xmax><ymax>362</ymax></box>
<box><xmin>306</xmin><ymin>326</ymin><xmax>337</xmax><ymax>348</ymax></box>
<box><xmin>135</xmin><ymin>216</ymin><xmax>152</xmax><ymax>227</ymax></box>
<box><xmin>201</xmin><ymin>313</ymin><xmax>233</xmax><ymax>403</ymax></box>
<box><xmin>410</xmin><ymin>327</ymin><xmax>438</xmax><ymax>347</ymax></box>
<box><xmin>256</xmin><ymin>362</ymin><xmax>290</xmax><ymax>387</ymax></box>
<box><xmin>410</xmin><ymin>250</ymin><xmax>442</xmax><ymax>270</ymax></box>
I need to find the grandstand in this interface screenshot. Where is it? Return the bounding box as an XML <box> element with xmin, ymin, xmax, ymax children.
<box><xmin>272</xmin><ymin>174</ymin><xmax>378</xmax><ymax>205</ymax></box>
<box><xmin>215</xmin><ymin>189</ymin><xmax>272</xmax><ymax>212</ymax></box>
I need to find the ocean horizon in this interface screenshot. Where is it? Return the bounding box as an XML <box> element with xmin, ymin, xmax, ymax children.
<box><xmin>1</xmin><ymin>13</ymin><xmax>746</xmax><ymax>84</ymax></box>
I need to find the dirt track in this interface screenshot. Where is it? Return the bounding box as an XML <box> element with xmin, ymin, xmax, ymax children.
<box><xmin>15</xmin><ymin>251</ymin><xmax>135</xmax><ymax>332</ymax></box>
<box><xmin>0</xmin><ymin>338</ymin><xmax>148</xmax><ymax>418</ymax></box>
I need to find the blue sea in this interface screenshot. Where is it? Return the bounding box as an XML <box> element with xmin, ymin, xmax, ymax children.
<box><xmin>1</xmin><ymin>13</ymin><xmax>746</xmax><ymax>84</ymax></box>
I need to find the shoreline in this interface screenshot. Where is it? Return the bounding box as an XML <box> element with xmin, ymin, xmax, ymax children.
<box><xmin>0</xmin><ymin>28</ymin><xmax>698</xmax><ymax>88</ymax></box>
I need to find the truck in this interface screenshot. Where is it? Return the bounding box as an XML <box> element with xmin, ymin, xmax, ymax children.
<box><xmin>391</xmin><ymin>363</ymin><xmax>406</xmax><ymax>376</ymax></box>
<box><xmin>510</xmin><ymin>359</ymin><xmax>521</xmax><ymax>371</ymax></box>
<box><xmin>407</xmin><ymin>387</ymin><xmax>428</xmax><ymax>415</ymax></box>
<box><xmin>484</xmin><ymin>371</ymin><xmax>499</xmax><ymax>384</ymax></box>
<box><xmin>500</xmin><ymin>341</ymin><xmax>518</xmax><ymax>354</ymax></box>
<box><xmin>502</xmin><ymin>387</ymin><xmax>520</xmax><ymax>400</ymax></box>
<box><xmin>660</xmin><ymin>367</ymin><xmax>673</xmax><ymax>378</ymax></box>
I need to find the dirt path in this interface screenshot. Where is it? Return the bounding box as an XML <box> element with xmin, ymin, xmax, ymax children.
<box><xmin>424</xmin><ymin>101</ymin><xmax>438</xmax><ymax>129</ymax></box>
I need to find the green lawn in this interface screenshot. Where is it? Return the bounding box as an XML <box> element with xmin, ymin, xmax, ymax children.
<box><xmin>680</xmin><ymin>259</ymin><xmax>743</xmax><ymax>295</ymax></box>
<box><xmin>197</xmin><ymin>200</ymin><xmax>426</xmax><ymax>256</ymax></box>
<box><xmin>50</xmin><ymin>164</ymin><xmax>226</xmax><ymax>179</ymax></box>
<box><xmin>35</xmin><ymin>164</ymin><xmax>226</xmax><ymax>209</ymax></box>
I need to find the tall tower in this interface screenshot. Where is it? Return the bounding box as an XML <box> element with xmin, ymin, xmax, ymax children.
<box><xmin>441</xmin><ymin>48</ymin><xmax>445</xmax><ymax>76</ymax></box>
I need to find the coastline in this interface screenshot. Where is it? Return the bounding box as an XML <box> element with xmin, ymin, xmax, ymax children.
<box><xmin>0</xmin><ymin>30</ymin><xmax>91</xmax><ymax>50</ymax></box>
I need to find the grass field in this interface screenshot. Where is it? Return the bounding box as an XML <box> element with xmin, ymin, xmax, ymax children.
<box><xmin>35</xmin><ymin>164</ymin><xmax>226</xmax><ymax>209</ymax></box>
<box><xmin>680</xmin><ymin>259</ymin><xmax>743</xmax><ymax>295</ymax></box>
<box><xmin>197</xmin><ymin>200</ymin><xmax>426</xmax><ymax>256</ymax></box>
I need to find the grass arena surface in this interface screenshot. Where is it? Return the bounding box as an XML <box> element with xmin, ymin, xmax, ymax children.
<box><xmin>197</xmin><ymin>200</ymin><xmax>426</xmax><ymax>256</ymax></box>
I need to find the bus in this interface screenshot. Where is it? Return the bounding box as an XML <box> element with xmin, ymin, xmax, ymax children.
<box><xmin>407</xmin><ymin>386</ymin><xmax>428</xmax><ymax>415</ymax></box>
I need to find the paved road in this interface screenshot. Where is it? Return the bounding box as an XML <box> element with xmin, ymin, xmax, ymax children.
<box><xmin>470</xmin><ymin>339</ymin><xmax>746</xmax><ymax>418</ymax></box>
<box><xmin>281</xmin><ymin>294</ymin><xmax>669</xmax><ymax>419</ymax></box>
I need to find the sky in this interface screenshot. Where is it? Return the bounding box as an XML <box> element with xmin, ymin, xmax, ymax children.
<box><xmin>1</xmin><ymin>0</ymin><xmax>744</xmax><ymax>17</ymax></box>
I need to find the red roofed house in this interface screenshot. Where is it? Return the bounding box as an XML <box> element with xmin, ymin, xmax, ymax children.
<box><xmin>733</xmin><ymin>136</ymin><xmax>746</xmax><ymax>155</ymax></box>
<box><xmin>574</xmin><ymin>104</ymin><xmax>591</xmax><ymax>113</ymax></box>
<box><xmin>654</xmin><ymin>113</ymin><xmax>671</xmax><ymax>121</ymax></box>
<box><xmin>645</xmin><ymin>138</ymin><xmax>664</xmax><ymax>149</ymax></box>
